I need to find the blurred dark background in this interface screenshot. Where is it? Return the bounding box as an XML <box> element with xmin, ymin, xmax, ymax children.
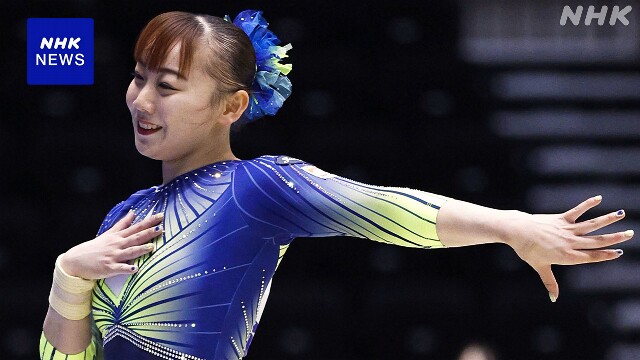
<box><xmin>2</xmin><ymin>0</ymin><xmax>640</xmax><ymax>359</ymax></box>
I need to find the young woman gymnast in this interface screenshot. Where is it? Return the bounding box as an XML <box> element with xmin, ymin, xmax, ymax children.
<box><xmin>40</xmin><ymin>10</ymin><xmax>633</xmax><ymax>360</ymax></box>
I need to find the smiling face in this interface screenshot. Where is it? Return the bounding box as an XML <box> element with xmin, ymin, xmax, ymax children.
<box><xmin>126</xmin><ymin>41</ymin><xmax>226</xmax><ymax>163</ymax></box>
<box><xmin>124</xmin><ymin>11</ymin><xmax>253</xmax><ymax>183</ymax></box>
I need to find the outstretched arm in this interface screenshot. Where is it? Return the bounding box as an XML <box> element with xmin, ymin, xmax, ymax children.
<box><xmin>235</xmin><ymin>157</ymin><xmax>632</xmax><ymax>302</ymax></box>
<box><xmin>436</xmin><ymin>195</ymin><xmax>633</xmax><ymax>301</ymax></box>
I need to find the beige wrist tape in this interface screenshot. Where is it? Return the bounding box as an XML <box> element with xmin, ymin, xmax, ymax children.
<box><xmin>48</xmin><ymin>254</ymin><xmax>96</xmax><ymax>320</ymax></box>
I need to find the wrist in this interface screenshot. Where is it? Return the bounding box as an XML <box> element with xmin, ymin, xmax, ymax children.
<box><xmin>49</xmin><ymin>254</ymin><xmax>96</xmax><ymax>320</ymax></box>
<box><xmin>493</xmin><ymin>210</ymin><xmax>530</xmax><ymax>247</ymax></box>
<box><xmin>59</xmin><ymin>252</ymin><xmax>80</xmax><ymax>278</ymax></box>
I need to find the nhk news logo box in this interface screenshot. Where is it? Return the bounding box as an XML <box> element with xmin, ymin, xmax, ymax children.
<box><xmin>27</xmin><ymin>18</ymin><xmax>94</xmax><ymax>85</ymax></box>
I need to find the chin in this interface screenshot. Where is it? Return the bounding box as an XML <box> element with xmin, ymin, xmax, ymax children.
<box><xmin>134</xmin><ymin>141</ymin><xmax>163</xmax><ymax>161</ymax></box>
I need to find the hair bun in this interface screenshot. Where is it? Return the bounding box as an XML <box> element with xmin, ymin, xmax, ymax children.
<box><xmin>225</xmin><ymin>10</ymin><xmax>292</xmax><ymax>122</ymax></box>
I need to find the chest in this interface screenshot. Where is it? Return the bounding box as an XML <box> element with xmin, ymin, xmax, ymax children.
<box><xmin>92</xmin><ymin>195</ymin><xmax>270</xmax><ymax>331</ymax></box>
<box><xmin>103</xmin><ymin>183</ymin><xmax>249</xmax><ymax>298</ymax></box>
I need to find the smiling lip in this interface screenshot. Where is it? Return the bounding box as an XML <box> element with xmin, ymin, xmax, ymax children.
<box><xmin>136</xmin><ymin>119</ymin><xmax>163</xmax><ymax>136</ymax></box>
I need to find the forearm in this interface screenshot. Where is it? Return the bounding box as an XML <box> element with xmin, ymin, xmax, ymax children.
<box><xmin>41</xmin><ymin>254</ymin><xmax>97</xmax><ymax>357</ymax></box>
<box><xmin>436</xmin><ymin>198</ymin><xmax>524</xmax><ymax>248</ymax></box>
<box><xmin>42</xmin><ymin>306</ymin><xmax>93</xmax><ymax>354</ymax></box>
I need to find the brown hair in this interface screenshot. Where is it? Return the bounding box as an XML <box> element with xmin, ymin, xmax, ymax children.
<box><xmin>133</xmin><ymin>11</ymin><xmax>256</xmax><ymax>105</ymax></box>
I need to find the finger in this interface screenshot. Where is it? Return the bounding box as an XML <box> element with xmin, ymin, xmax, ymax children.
<box><xmin>562</xmin><ymin>195</ymin><xmax>602</xmax><ymax>223</ymax></box>
<box><xmin>537</xmin><ymin>266</ymin><xmax>559</xmax><ymax>302</ymax></box>
<box><xmin>116</xmin><ymin>243</ymin><xmax>155</xmax><ymax>262</ymax></box>
<box><xmin>572</xmin><ymin>209</ymin><xmax>626</xmax><ymax>235</ymax></box>
<box><xmin>123</xmin><ymin>223</ymin><xmax>164</xmax><ymax>246</ymax></box>
<box><xmin>560</xmin><ymin>248</ymin><xmax>623</xmax><ymax>265</ymax></box>
<box><xmin>106</xmin><ymin>263</ymin><xmax>139</xmax><ymax>276</ymax></box>
<box><xmin>105</xmin><ymin>209</ymin><xmax>136</xmax><ymax>233</ymax></box>
<box><xmin>575</xmin><ymin>230</ymin><xmax>634</xmax><ymax>249</ymax></box>
<box><xmin>119</xmin><ymin>212</ymin><xmax>164</xmax><ymax>238</ymax></box>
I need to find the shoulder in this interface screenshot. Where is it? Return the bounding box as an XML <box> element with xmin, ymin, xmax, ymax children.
<box><xmin>235</xmin><ymin>154</ymin><xmax>324</xmax><ymax>178</ymax></box>
<box><xmin>233</xmin><ymin>154</ymin><xmax>304</xmax><ymax>188</ymax></box>
<box><xmin>243</xmin><ymin>154</ymin><xmax>307</xmax><ymax>166</ymax></box>
<box><xmin>234</xmin><ymin>154</ymin><xmax>337</xmax><ymax>191</ymax></box>
<box><xmin>239</xmin><ymin>154</ymin><xmax>324</xmax><ymax>170</ymax></box>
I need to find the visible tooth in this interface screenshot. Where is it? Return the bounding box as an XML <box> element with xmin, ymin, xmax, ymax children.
<box><xmin>139</xmin><ymin>122</ymin><xmax>160</xmax><ymax>130</ymax></box>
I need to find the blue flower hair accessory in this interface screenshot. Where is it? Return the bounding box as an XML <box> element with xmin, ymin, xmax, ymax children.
<box><xmin>225</xmin><ymin>10</ymin><xmax>292</xmax><ymax>122</ymax></box>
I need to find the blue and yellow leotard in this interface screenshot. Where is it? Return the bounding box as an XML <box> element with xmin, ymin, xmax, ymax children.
<box><xmin>40</xmin><ymin>155</ymin><xmax>449</xmax><ymax>360</ymax></box>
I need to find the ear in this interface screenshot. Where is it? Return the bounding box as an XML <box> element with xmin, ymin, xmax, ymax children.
<box><xmin>219</xmin><ymin>90</ymin><xmax>249</xmax><ymax>125</ymax></box>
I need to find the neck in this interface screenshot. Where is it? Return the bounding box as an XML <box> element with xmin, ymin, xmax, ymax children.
<box><xmin>161</xmin><ymin>126</ymin><xmax>239</xmax><ymax>186</ymax></box>
<box><xmin>162</xmin><ymin>150</ymin><xmax>239</xmax><ymax>186</ymax></box>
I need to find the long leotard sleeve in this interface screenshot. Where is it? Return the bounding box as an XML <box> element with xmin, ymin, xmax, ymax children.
<box><xmin>39</xmin><ymin>332</ymin><xmax>97</xmax><ymax>360</ymax></box>
<box><xmin>233</xmin><ymin>156</ymin><xmax>450</xmax><ymax>248</ymax></box>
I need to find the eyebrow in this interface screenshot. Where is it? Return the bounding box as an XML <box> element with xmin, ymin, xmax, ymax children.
<box><xmin>138</xmin><ymin>62</ymin><xmax>187</xmax><ymax>80</ymax></box>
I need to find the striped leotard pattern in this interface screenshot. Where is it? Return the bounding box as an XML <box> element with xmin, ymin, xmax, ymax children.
<box><xmin>40</xmin><ymin>154</ymin><xmax>449</xmax><ymax>360</ymax></box>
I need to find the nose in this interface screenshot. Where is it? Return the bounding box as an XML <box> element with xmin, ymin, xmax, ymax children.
<box><xmin>131</xmin><ymin>84</ymin><xmax>156</xmax><ymax>115</ymax></box>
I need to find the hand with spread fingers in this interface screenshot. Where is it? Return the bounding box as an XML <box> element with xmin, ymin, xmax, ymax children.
<box><xmin>436</xmin><ymin>194</ymin><xmax>634</xmax><ymax>303</ymax></box>
<box><xmin>504</xmin><ymin>195</ymin><xmax>632</xmax><ymax>302</ymax></box>
<box><xmin>59</xmin><ymin>210</ymin><xmax>165</xmax><ymax>279</ymax></box>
